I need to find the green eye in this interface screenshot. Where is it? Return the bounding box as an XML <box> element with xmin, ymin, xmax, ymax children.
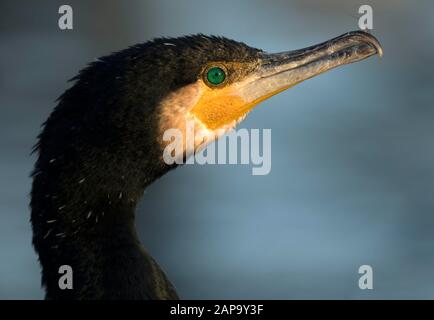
<box><xmin>206</xmin><ymin>66</ymin><xmax>226</xmax><ymax>86</ymax></box>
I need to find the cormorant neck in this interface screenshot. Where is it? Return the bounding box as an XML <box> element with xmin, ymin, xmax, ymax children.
<box><xmin>31</xmin><ymin>157</ymin><xmax>178</xmax><ymax>299</ymax></box>
<box><xmin>30</xmin><ymin>47</ymin><xmax>179</xmax><ymax>299</ymax></box>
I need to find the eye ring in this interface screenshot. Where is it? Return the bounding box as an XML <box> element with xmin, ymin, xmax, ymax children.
<box><xmin>204</xmin><ymin>65</ymin><xmax>228</xmax><ymax>87</ymax></box>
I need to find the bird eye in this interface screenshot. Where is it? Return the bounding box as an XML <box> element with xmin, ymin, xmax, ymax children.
<box><xmin>205</xmin><ymin>66</ymin><xmax>226</xmax><ymax>86</ymax></box>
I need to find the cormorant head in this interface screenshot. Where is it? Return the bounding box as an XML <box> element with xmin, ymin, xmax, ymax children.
<box><xmin>34</xmin><ymin>31</ymin><xmax>382</xmax><ymax>208</ymax></box>
<box><xmin>153</xmin><ymin>31</ymin><xmax>382</xmax><ymax>159</ymax></box>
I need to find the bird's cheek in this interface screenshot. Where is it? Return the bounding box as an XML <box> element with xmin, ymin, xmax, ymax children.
<box><xmin>190</xmin><ymin>92</ymin><xmax>254</xmax><ymax>130</ymax></box>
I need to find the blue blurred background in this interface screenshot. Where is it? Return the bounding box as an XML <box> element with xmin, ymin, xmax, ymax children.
<box><xmin>1</xmin><ymin>0</ymin><xmax>434</xmax><ymax>299</ymax></box>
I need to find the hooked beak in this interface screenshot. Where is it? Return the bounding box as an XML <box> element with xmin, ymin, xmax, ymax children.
<box><xmin>189</xmin><ymin>31</ymin><xmax>382</xmax><ymax>131</ymax></box>
<box><xmin>239</xmin><ymin>31</ymin><xmax>383</xmax><ymax>104</ymax></box>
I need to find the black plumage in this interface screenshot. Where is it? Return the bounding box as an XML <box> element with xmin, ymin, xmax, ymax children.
<box><xmin>31</xmin><ymin>35</ymin><xmax>261</xmax><ymax>299</ymax></box>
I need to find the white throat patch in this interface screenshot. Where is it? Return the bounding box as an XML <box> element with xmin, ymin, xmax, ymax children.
<box><xmin>157</xmin><ymin>82</ymin><xmax>245</xmax><ymax>159</ymax></box>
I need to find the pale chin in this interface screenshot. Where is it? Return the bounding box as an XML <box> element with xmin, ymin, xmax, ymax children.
<box><xmin>185</xmin><ymin>112</ymin><xmax>244</xmax><ymax>158</ymax></box>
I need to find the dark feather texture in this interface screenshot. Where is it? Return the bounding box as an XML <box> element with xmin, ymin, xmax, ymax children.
<box><xmin>31</xmin><ymin>35</ymin><xmax>260</xmax><ymax>299</ymax></box>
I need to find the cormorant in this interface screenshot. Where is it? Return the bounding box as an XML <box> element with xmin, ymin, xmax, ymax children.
<box><xmin>31</xmin><ymin>31</ymin><xmax>382</xmax><ymax>299</ymax></box>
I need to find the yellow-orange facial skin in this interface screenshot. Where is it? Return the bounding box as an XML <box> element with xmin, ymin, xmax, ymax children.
<box><xmin>189</xmin><ymin>81</ymin><xmax>251</xmax><ymax>131</ymax></box>
<box><xmin>189</xmin><ymin>78</ymin><xmax>295</xmax><ymax>131</ymax></box>
<box><xmin>188</xmin><ymin>61</ymin><xmax>262</xmax><ymax>131</ymax></box>
<box><xmin>186</xmin><ymin>57</ymin><xmax>315</xmax><ymax>132</ymax></box>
